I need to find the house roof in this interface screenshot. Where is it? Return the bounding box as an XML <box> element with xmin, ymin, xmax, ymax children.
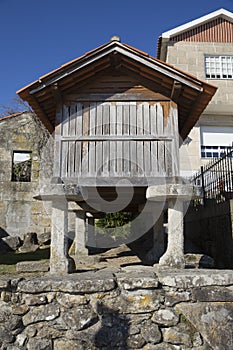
<box><xmin>17</xmin><ymin>38</ymin><xmax>217</xmax><ymax>139</ymax></box>
<box><xmin>0</xmin><ymin>111</ymin><xmax>26</xmax><ymax>122</ymax></box>
<box><xmin>161</xmin><ymin>8</ymin><xmax>233</xmax><ymax>38</ymax></box>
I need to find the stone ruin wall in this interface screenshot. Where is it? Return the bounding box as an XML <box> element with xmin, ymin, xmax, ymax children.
<box><xmin>0</xmin><ymin>112</ymin><xmax>52</xmax><ymax>239</ymax></box>
<box><xmin>0</xmin><ymin>268</ymin><xmax>232</xmax><ymax>350</ymax></box>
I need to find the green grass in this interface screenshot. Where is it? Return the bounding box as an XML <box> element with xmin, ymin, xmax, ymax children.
<box><xmin>0</xmin><ymin>246</ymin><xmax>50</xmax><ymax>275</ymax></box>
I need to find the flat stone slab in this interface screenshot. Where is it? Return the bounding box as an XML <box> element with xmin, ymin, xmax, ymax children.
<box><xmin>157</xmin><ymin>269</ymin><xmax>233</xmax><ymax>288</ymax></box>
<box><xmin>17</xmin><ymin>270</ymin><xmax>116</xmax><ymax>293</ymax></box>
<box><xmin>16</xmin><ymin>261</ymin><xmax>50</xmax><ymax>273</ymax></box>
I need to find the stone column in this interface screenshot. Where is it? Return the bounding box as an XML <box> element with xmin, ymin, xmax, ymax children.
<box><xmin>50</xmin><ymin>199</ymin><xmax>75</xmax><ymax>274</ymax></box>
<box><xmin>75</xmin><ymin>211</ymin><xmax>89</xmax><ymax>256</ymax></box>
<box><xmin>152</xmin><ymin>210</ymin><xmax>165</xmax><ymax>262</ymax></box>
<box><xmin>159</xmin><ymin>199</ymin><xmax>185</xmax><ymax>268</ymax></box>
<box><xmin>87</xmin><ymin>214</ymin><xmax>95</xmax><ymax>249</ymax></box>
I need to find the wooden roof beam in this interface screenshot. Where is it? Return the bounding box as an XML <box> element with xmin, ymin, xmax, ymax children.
<box><xmin>170</xmin><ymin>81</ymin><xmax>182</xmax><ymax>102</ymax></box>
<box><xmin>30</xmin><ymin>95</ymin><xmax>54</xmax><ymax>133</ymax></box>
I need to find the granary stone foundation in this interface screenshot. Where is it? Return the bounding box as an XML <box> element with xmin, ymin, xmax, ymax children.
<box><xmin>0</xmin><ymin>268</ymin><xmax>232</xmax><ymax>349</ymax></box>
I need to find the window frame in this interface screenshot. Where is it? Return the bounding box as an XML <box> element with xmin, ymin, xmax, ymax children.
<box><xmin>11</xmin><ymin>150</ymin><xmax>32</xmax><ymax>182</ymax></box>
<box><xmin>204</xmin><ymin>55</ymin><xmax>233</xmax><ymax>79</ymax></box>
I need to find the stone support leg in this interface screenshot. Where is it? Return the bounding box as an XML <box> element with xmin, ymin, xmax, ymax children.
<box><xmin>87</xmin><ymin>215</ymin><xmax>95</xmax><ymax>249</ymax></box>
<box><xmin>50</xmin><ymin>200</ymin><xmax>75</xmax><ymax>274</ymax></box>
<box><xmin>159</xmin><ymin>199</ymin><xmax>185</xmax><ymax>268</ymax></box>
<box><xmin>75</xmin><ymin>211</ymin><xmax>89</xmax><ymax>256</ymax></box>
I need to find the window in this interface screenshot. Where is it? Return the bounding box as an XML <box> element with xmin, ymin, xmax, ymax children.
<box><xmin>12</xmin><ymin>151</ymin><xmax>32</xmax><ymax>182</ymax></box>
<box><xmin>205</xmin><ymin>55</ymin><xmax>233</xmax><ymax>79</ymax></box>
<box><xmin>200</xmin><ymin>126</ymin><xmax>233</xmax><ymax>158</ymax></box>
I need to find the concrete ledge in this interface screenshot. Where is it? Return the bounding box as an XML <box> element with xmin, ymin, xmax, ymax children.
<box><xmin>146</xmin><ymin>183</ymin><xmax>202</xmax><ymax>201</ymax></box>
<box><xmin>34</xmin><ymin>184</ymin><xmax>87</xmax><ymax>201</ymax></box>
<box><xmin>157</xmin><ymin>269</ymin><xmax>233</xmax><ymax>288</ymax></box>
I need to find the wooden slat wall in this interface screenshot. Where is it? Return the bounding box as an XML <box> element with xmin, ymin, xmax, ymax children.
<box><xmin>58</xmin><ymin>100</ymin><xmax>178</xmax><ymax>182</ymax></box>
<box><xmin>171</xmin><ymin>18</ymin><xmax>233</xmax><ymax>43</ymax></box>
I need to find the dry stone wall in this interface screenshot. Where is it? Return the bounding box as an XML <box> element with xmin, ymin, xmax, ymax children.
<box><xmin>0</xmin><ymin>267</ymin><xmax>232</xmax><ymax>349</ymax></box>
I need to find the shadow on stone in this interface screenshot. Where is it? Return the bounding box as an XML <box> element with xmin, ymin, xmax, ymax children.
<box><xmin>94</xmin><ymin>303</ymin><xmax>129</xmax><ymax>349</ymax></box>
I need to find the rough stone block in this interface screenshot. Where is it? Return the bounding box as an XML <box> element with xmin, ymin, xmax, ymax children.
<box><xmin>116</xmin><ymin>271</ymin><xmax>159</xmax><ymax>290</ymax></box>
<box><xmin>22</xmin><ymin>303</ymin><xmax>60</xmax><ymax>326</ymax></box>
<box><xmin>175</xmin><ymin>302</ymin><xmax>233</xmax><ymax>350</ymax></box>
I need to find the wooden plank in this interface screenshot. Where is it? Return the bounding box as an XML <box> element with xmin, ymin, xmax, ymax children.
<box><xmin>89</xmin><ymin>103</ymin><xmax>96</xmax><ymax>176</ymax></box>
<box><xmin>96</xmin><ymin>102</ymin><xmax>103</xmax><ymax>135</ymax></box>
<box><xmin>110</xmin><ymin>103</ymin><xmax>117</xmax><ymax>175</ymax></box>
<box><xmin>116</xmin><ymin>103</ymin><xmax>123</xmax><ymax>175</ymax></box>
<box><xmin>123</xmin><ymin>104</ymin><xmax>130</xmax><ymax>174</ymax></box>
<box><xmin>143</xmin><ymin>103</ymin><xmax>151</xmax><ymax>176</ymax></box>
<box><xmin>163</xmin><ymin>102</ymin><xmax>173</xmax><ymax>177</ymax></box>
<box><xmin>62</xmin><ymin>105</ymin><xmax>69</xmax><ymax>136</ymax></box>
<box><xmin>68</xmin><ymin>141</ymin><xmax>75</xmax><ymax>177</ymax></box>
<box><xmin>157</xmin><ymin>103</ymin><xmax>165</xmax><ymax>175</ymax></box>
<box><xmin>61</xmin><ymin>141</ymin><xmax>68</xmax><ymax>177</ymax></box>
<box><xmin>136</xmin><ymin>103</ymin><xmax>144</xmax><ymax>175</ymax></box>
<box><xmin>69</xmin><ymin>103</ymin><xmax>76</xmax><ymax>136</ymax></box>
<box><xmin>96</xmin><ymin>141</ymin><xmax>103</xmax><ymax>175</ymax></box>
<box><xmin>61</xmin><ymin>135</ymin><xmax>172</xmax><ymax>141</ymax></box>
<box><xmin>89</xmin><ymin>102</ymin><xmax>96</xmax><ymax>136</ymax></box>
<box><xmin>143</xmin><ymin>102</ymin><xmax>150</xmax><ymax>135</ymax></box>
<box><xmin>103</xmin><ymin>103</ymin><xmax>110</xmax><ymax>135</ymax></box>
<box><xmin>171</xmin><ymin>104</ymin><xmax>180</xmax><ymax>176</ymax></box>
<box><xmin>76</xmin><ymin>102</ymin><xmax>83</xmax><ymax>137</ymax></box>
<box><xmin>66</xmin><ymin>92</ymin><xmax>171</xmax><ymax>102</ymax></box>
<box><xmin>150</xmin><ymin>103</ymin><xmax>159</xmax><ymax>176</ymax></box>
<box><xmin>75</xmin><ymin>141</ymin><xmax>82</xmax><ymax>175</ymax></box>
<box><xmin>81</xmin><ymin>104</ymin><xmax>89</xmax><ymax>175</ymax></box>
<box><xmin>129</xmin><ymin>102</ymin><xmax>137</xmax><ymax>175</ymax></box>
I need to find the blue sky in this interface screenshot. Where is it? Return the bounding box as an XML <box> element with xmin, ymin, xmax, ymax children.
<box><xmin>0</xmin><ymin>0</ymin><xmax>232</xmax><ymax>109</ymax></box>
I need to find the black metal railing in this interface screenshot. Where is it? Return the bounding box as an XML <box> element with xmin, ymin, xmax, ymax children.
<box><xmin>190</xmin><ymin>148</ymin><xmax>233</xmax><ymax>203</ymax></box>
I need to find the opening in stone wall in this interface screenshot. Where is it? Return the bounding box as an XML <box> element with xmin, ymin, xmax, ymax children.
<box><xmin>11</xmin><ymin>151</ymin><xmax>32</xmax><ymax>182</ymax></box>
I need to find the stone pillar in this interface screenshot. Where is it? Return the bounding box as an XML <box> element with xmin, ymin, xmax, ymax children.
<box><xmin>50</xmin><ymin>199</ymin><xmax>75</xmax><ymax>274</ymax></box>
<box><xmin>159</xmin><ymin>199</ymin><xmax>185</xmax><ymax>268</ymax></box>
<box><xmin>152</xmin><ymin>211</ymin><xmax>165</xmax><ymax>261</ymax></box>
<box><xmin>87</xmin><ymin>214</ymin><xmax>95</xmax><ymax>249</ymax></box>
<box><xmin>75</xmin><ymin>211</ymin><xmax>89</xmax><ymax>256</ymax></box>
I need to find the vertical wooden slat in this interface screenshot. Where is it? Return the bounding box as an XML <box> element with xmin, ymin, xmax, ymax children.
<box><xmin>116</xmin><ymin>103</ymin><xmax>123</xmax><ymax>175</ymax></box>
<box><xmin>69</xmin><ymin>103</ymin><xmax>76</xmax><ymax>136</ymax></box>
<box><xmin>143</xmin><ymin>103</ymin><xmax>151</xmax><ymax>176</ymax></box>
<box><xmin>157</xmin><ymin>103</ymin><xmax>165</xmax><ymax>175</ymax></box>
<box><xmin>89</xmin><ymin>103</ymin><xmax>96</xmax><ymax>176</ymax></box>
<box><xmin>103</xmin><ymin>103</ymin><xmax>110</xmax><ymax>175</ymax></box>
<box><xmin>130</xmin><ymin>103</ymin><xmax>137</xmax><ymax>175</ymax></box>
<box><xmin>68</xmin><ymin>141</ymin><xmax>75</xmax><ymax>177</ymax></box>
<box><xmin>96</xmin><ymin>103</ymin><xmax>103</xmax><ymax>175</ymax></box>
<box><xmin>136</xmin><ymin>103</ymin><xmax>144</xmax><ymax>175</ymax></box>
<box><xmin>163</xmin><ymin>102</ymin><xmax>173</xmax><ymax>177</ymax></box>
<box><xmin>61</xmin><ymin>141</ymin><xmax>68</xmax><ymax>177</ymax></box>
<box><xmin>81</xmin><ymin>103</ymin><xmax>89</xmax><ymax>175</ymax></box>
<box><xmin>62</xmin><ymin>105</ymin><xmax>69</xmax><ymax>137</ymax></box>
<box><xmin>76</xmin><ymin>103</ymin><xmax>83</xmax><ymax>137</ymax></box>
<box><xmin>75</xmin><ymin>141</ymin><xmax>82</xmax><ymax>175</ymax></box>
<box><xmin>150</xmin><ymin>103</ymin><xmax>158</xmax><ymax>176</ymax></box>
<box><xmin>110</xmin><ymin>103</ymin><xmax>117</xmax><ymax>175</ymax></box>
<box><xmin>123</xmin><ymin>104</ymin><xmax>130</xmax><ymax>174</ymax></box>
<box><xmin>171</xmin><ymin>104</ymin><xmax>180</xmax><ymax>176</ymax></box>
